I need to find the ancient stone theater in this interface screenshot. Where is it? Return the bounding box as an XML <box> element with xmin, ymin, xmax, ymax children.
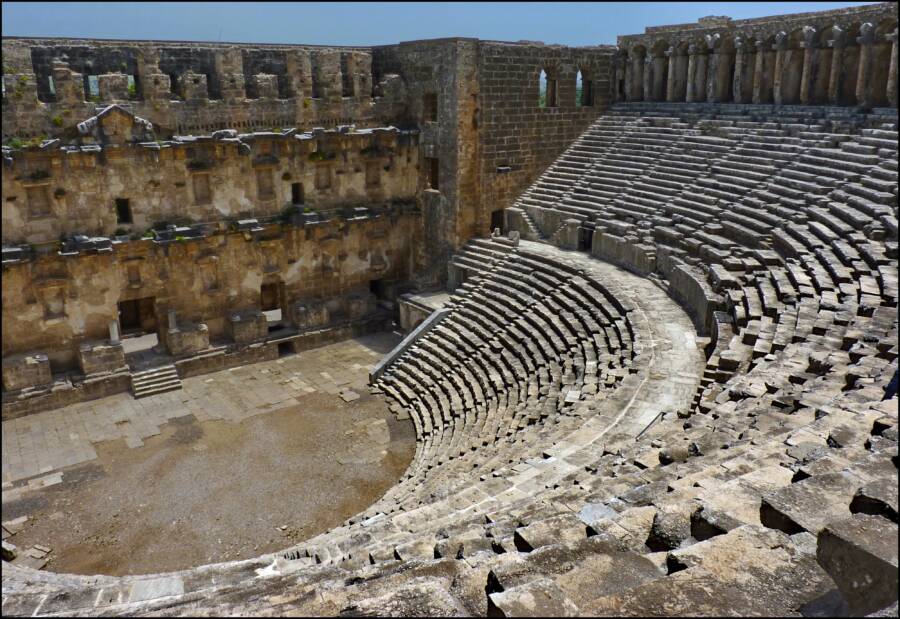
<box><xmin>1</xmin><ymin>1</ymin><xmax>898</xmax><ymax>616</ymax></box>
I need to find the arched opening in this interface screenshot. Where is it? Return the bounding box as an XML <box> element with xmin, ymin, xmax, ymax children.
<box><xmin>812</xmin><ymin>26</ymin><xmax>837</xmax><ymax>104</ymax></box>
<box><xmin>672</xmin><ymin>41</ymin><xmax>690</xmax><ymax>102</ymax></box>
<box><xmin>756</xmin><ymin>35</ymin><xmax>777</xmax><ymax>103</ymax></box>
<box><xmin>840</xmin><ymin>23</ymin><xmax>862</xmax><ymax>105</ymax></box>
<box><xmin>870</xmin><ymin>19</ymin><xmax>898</xmax><ymax>106</ymax></box>
<box><xmin>711</xmin><ymin>35</ymin><xmax>735</xmax><ymax>102</ymax></box>
<box><xmin>688</xmin><ymin>40</ymin><xmax>710</xmax><ymax>102</ymax></box>
<box><xmin>538</xmin><ymin>69</ymin><xmax>557</xmax><ymax>108</ymax></box>
<box><xmin>734</xmin><ymin>37</ymin><xmax>756</xmax><ymax>103</ymax></box>
<box><xmin>650</xmin><ymin>40</ymin><xmax>669</xmax><ymax>101</ymax></box>
<box><xmin>628</xmin><ymin>45</ymin><xmax>647</xmax><ymax>101</ymax></box>
<box><xmin>780</xmin><ymin>30</ymin><xmax>805</xmax><ymax>104</ymax></box>
<box><xmin>576</xmin><ymin>69</ymin><xmax>593</xmax><ymax>106</ymax></box>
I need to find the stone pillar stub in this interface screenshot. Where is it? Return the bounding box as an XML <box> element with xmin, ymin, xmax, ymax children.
<box><xmin>887</xmin><ymin>29</ymin><xmax>898</xmax><ymax>108</ymax></box>
<box><xmin>109</xmin><ymin>320</ymin><xmax>120</xmax><ymax>344</ymax></box>
<box><xmin>168</xmin><ymin>309</ymin><xmax>177</xmax><ymax>331</ymax></box>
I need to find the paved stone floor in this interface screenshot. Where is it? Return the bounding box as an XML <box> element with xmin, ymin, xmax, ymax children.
<box><xmin>1</xmin><ymin>332</ymin><xmax>418</xmax><ymax>575</ymax></box>
<box><xmin>1</xmin><ymin>332</ymin><xmax>400</xmax><ymax>488</ymax></box>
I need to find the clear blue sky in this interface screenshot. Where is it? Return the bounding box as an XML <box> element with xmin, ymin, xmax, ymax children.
<box><xmin>1</xmin><ymin>2</ymin><xmax>880</xmax><ymax>46</ymax></box>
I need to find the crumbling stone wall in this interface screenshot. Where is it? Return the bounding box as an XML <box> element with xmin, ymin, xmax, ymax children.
<box><xmin>1</xmin><ymin>38</ymin><xmax>398</xmax><ymax>139</ymax></box>
<box><xmin>1</xmin><ymin>125</ymin><xmax>419</xmax><ymax>244</ymax></box>
<box><xmin>1</xmin><ymin>210</ymin><xmax>420</xmax><ymax>372</ymax></box>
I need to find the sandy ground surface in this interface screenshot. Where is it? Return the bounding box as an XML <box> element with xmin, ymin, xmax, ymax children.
<box><xmin>2</xmin><ymin>337</ymin><xmax>415</xmax><ymax>577</ymax></box>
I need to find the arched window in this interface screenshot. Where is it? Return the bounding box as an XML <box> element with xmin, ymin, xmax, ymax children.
<box><xmin>539</xmin><ymin>69</ymin><xmax>557</xmax><ymax>108</ymax></box>
<box><xmin>576</xmin><ymin>69</ymin><xmax>593</xmax><ymax>106</ymax></box>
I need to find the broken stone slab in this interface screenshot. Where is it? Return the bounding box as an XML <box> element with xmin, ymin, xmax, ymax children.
<box><xmin>487</xmin><ymin>577</ymin><xmax>580</xmax><ymax>617</ymax></box>
<box><xmin>760</xmin><ymin>472</ymin><xmax>859</xmax><ymax>534</ymax></box>
<box><xmin>488</xmin><ymin>537</ymin><xmax>662</xmax><ymax>611</ymax></box>
<box><xmin>339</xmin><ymin>389</ymin><xmax>361</xmax><ymax>402</ymax></box>
<box><xmin>128</xmin><ymin>576</ymin><xmax>185</xmax><ymax>603</ymax></box>
<box><xmin>817</xmin><ymin>513</ymin><xmax>899</xmax><ymax>616</ymax></box>
<box><xmin>513</xmin><ymin>513</ymin><xmax>589</xmax><ymax>552</ymax></box>
<box><xmin>1</xmin><ymin>540</ymin><xmax>16</xmax><ymax>561</ymax></box>
<box><xmin>850</xmin><ymin>477</ymin><xmax>899</xmax><ymax>523</ymax></box>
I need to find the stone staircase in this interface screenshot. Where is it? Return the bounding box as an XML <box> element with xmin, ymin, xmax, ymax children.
<box><xmin>130</xmin><ymin>364</ymin><xmax>183</xmax><ymax>398</ymax></box>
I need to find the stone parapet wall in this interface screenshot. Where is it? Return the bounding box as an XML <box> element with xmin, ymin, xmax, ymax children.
<box><xmin>76</xmin><ymin>340</ymin><xmax>126</xmax><ymax>375</ymax></box>
<box><xmin>1</xmin><ymin>38</ymin><xmax>398</xmax><ymax>139</ymax></box>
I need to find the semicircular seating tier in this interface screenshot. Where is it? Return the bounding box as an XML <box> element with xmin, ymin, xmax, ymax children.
<box><xmin>2</xmin><ymin>102</ymin><xmax>897</xmax><ymax>617</ymax></box>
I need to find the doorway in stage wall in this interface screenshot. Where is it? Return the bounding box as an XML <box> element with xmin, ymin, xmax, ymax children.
<box><xmin>118</xmin><ymin>297</ymin><xmax>160</xmax><ymax>358</ymax></box>
<box><xmin>490</xmin><ymin>209</ymin><xmax>505</xmax><ymax>235</ymax></box>
<box><xmin>261</xmin><ymin>282</ymin><xmax>285</xmax><ymax>332</ymax></box>
<box><xmin>578</xmin><ymin>226</ymin><xmax>594</xmax><ymax>252</ymax></box>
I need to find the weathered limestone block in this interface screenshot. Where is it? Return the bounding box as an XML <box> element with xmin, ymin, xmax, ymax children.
<box><xmin>311</xmin><ymin>51</ymin><xmax>342</xmax><ymax>100</ymax></box>
<box><xmin>276</xmin><ymin>51</ymin><xmax>307</xmax><ymax>102</ymax></box>
<box><xmin>817</xmin><ymin>513</ymin><xmax>899</xmax><ymax>616</ymax></box>
<box><xmin>398</xmin><ymin>295</ymin><xmax>432</xmax><ymax>332</ymax></box>
<box><xmin>2</xmin><ymin>353</ymin><xmax>52</xmax><ymax>391</ymax></box>
<box><xmin>97</xmin><ymin>73</ymin><xmax>129</xmax><ymax>101</ymax></box>
<box><xmin>225</xmin><ymin>310</ymin><xmax>268</xmax><ymax>345</ymax></box>
<box><xmin>290</xmin><ymin>300</ymin><xmax>330</xmax><ymax>330</ymax></box>
<box><xmin>760</xmin><ymin>472</ymin><xmax>859</xmax><ymax>534</ymax></box>
<box><xmin>51</xmin><ymin>61</ymin><xmax>85</xmax><ymax>105</ymax></box>
<box><xmin>3</xmin><ymin>73</ymin><xmax>39</xmax><ymax>105</ymax></box>
<box><xmin>488</xmin><ymin>578</ymin><xmax>580</xmax><ymax>617</ymax></box>
<box><xmin>178</xmin><ymin>72</ymin><xmax>208</xmax><ymax>102</ymax></box>
<box><xmin>513</xmin><ymin>513</ymin><xmax>589</xmax><ymax>552</ymax></box>
<box><xmin>163</xmin><ymin>322</ymin><xmax>210</xmax><ymax>356</ymax></box>
<box><xmin>554</xmin><ymin>219</ymin><xmax>581</xmax><ymax>250</ymax></box>
<box><xmin>254</xmin><ymin>74</ymin><xmax>279</xmax><ymax>99</ymax></box>
<box><xmin>77</xmin><ymin>340</ymin><xmax>126</xmax><ymax>376</ymax></box>
<box><xmin>142</xmin><ymin>73</ymin><xmax>172</xmax><ymax>101</ymax></box>
<box><xmin>592</xmin><ymin>232</ymin><xmax>656</xmax><ymax>275</ymax></box>
<box><xmin>344</xmin><ymin>291</ymin><xmax>377</xmax><ymax>320</ymax></box>
<box><xmin>218</xmin><ymin>72</ymin><xmax>245</xmax><ymax>101</ymax></box>
<box><xmin>668</xmin><ymin>264</ymin><xmax>724</xmax><ymax>336</ymax></box>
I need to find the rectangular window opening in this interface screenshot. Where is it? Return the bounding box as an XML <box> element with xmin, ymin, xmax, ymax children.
<box><xmin>366</xmin><ymin>160</ymin><xmax>381</xmax><ymax>187</ymax></box>
<box><xmin>115</xmin><ymin>198</ymin><xmax>132</xmax><ymax>224</ymax></box>
<box><xmin>315</xmin><ymin>165</ymin><xmax>332</xmax><ymax>191</ymax></box>
<box><xmin>426</xmin><ymin>157</ymin><xmax>439</xmax><ymax>190</ymax></box>
<box><xmin>423</xmin><ymin>93</ymin><xmax>438</xmax><ymax>122</ymax></box>
<box><xmin>256</xmin><ymin>168</ymin><xmax>275</xmax><ymax>200</ymax></box>
<box><xmin>291</xmin><ymin>182</ymin><xmax>304</xmax><ymax>204</ymax></box>
<box><xmin>192</xmin><ymin>174</ymin><xmax>211</xmax><ymax>205</ymax></box>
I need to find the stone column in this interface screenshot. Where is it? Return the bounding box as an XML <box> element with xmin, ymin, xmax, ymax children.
<box><xmin>630</xmin><ymin>51</ymin><xmax>645</xmax><ymax>101</ymax></box>
<box><xmin>752</xmin><ymin>38</ymin><xmax>767</xmax><ymax>103</ymax></box>
<box><xmin>168</xmin><ymin>309</ymin><xmax>177</xmax><ymax>331</ymax></box>
<box><xmin>772</xmin><ymin>32</ymin><xmax>789</xmax><ymax>106</ymax></box>
<box><xmin>733</xmin><ymin>37</ymin><xmax>746</xmax><ymax>103</ymax></box>
<box><xmin>695</xmin><ymin>49</ymin><xmax>709</xmax><ymax>103</ymax></box>
<box><xmin>888</xmin><ymin>29</ymin><xmax>898</xmax><ymax>108</ymax></box>
<box><xmin>705</xmin><ymin>34</ymin><xmax>720</xmax><ymax>102</ymax></box>
<box><xmin>665</xmin><ymin>47</ymin><xmax>678</xmax><ymax>101</ymax></box>
<box><xmin>615</xmin><ymin>50</ymin><xmax>628</xmax><ymax>102</ymax></box>
<box><xmin>706</xmin><ymin>55</ymin><xmax>719</xmax><ymax>102</ymax></box>
<box><xmin>642</xmin><ymin>55</ymin><xmax>653</xmax><ymax>102</ymax></box>
<box><xmin>856</xmin><ymin>23</ymin><xmax>876</xmax><ymax>107</ymax></box>
<box><xmin>828</xmin><ymin>26</ymin><xmax>847</xmax><ymax>104</ymax></box>
<box><xmin>799</xmin><ymin>26</ymin><xmax>818</xmax><ymax>104</ymax></box>
<box><xmin>108</xmin><ymin>320</ymin><xmax>120</xmax><ymax>344</ymax></box>
<box><xmin>652</xmin><ymin>53</ymin><xmax>667</xmax><ymax>101</ymax></box>
<box><xmin>686</xmin><ymin>45</ymin><xmax>698</xmax><ymax>102</ymax></box>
